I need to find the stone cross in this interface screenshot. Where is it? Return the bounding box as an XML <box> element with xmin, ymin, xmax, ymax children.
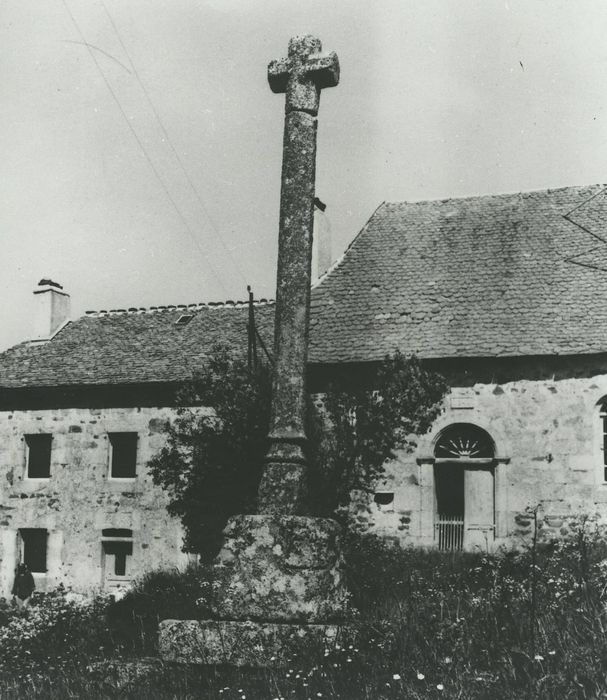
<box><xmin>257</xmin><ymin>36</ymin><xmax>339</xmax><ymax>515</ymax></box>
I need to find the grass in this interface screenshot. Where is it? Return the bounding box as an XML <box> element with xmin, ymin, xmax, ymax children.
<box><xmin>2</xmin><ymin>516</ymin><xmax>607</xmax><ymax>698</ymax></box>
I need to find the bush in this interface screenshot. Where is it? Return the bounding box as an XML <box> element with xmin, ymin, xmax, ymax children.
<box><xmin>3</xmin><ymin>520</ymin><xmax>607</xmax><ymax>698</ymax></box>
<box><xmin>0</xmin><ymin>586</ymin><xmax>113</xmax><ymax>685</ymax></box>
<box><xmin>106</xmin><ymin>564</ymin><xmax>212</xmax><ymax>654</ymax></box>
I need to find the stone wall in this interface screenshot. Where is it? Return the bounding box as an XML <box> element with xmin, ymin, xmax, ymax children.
<box><xmin>0</xmin><ymin>406</ymin><xmax>188</xmax><ymax>598</ymax></box>
<box><xmin>359</xmin><ymin>357</ymin><xmax>607</xmax><ymax>550</ymax></box>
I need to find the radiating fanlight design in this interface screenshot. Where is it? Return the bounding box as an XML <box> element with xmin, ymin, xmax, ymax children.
<box><xmin>434</xmin><ymin>424</ymin><xmax>494</xmax><ymax>460</ymax></box>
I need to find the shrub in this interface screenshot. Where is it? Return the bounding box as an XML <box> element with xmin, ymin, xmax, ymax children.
<box><xmin>0</xmin><ymin>586</ymin><xmax>113</xmax><ymax>685</ymax></box>
<box><xmin>106</xmin><ymin>564</ymin><xmax>212</xmax><ymax>654</ymax></box>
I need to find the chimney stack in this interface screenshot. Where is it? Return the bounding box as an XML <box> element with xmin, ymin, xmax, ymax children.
<box><xmin>312</xmin><ymin>197</ymin><xmax>332</xmax><ymax>282</ymax></box>
<box><xmin>32</xmin><ymin>279</ymin><xmax>71</xmax><ymax>341</ymax></box>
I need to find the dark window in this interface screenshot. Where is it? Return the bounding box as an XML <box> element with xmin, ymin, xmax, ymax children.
<box><xmin>20</xmin><ymin>529</ymin><xmax>47</xmax><ymax>573</ymax></box>
<box><xmin>25</xmin><ymin>434</ymin><xmax>52</xmax><ymax>478</ymax></box>
<box><xmin>102</xmin><ymin>528</ymin><xmax>132</xmax><ymax>538</ymax></box>
<box><xmin>102</xmin><ymin>529</ymin><xmax>133</xmax><ymax>578</ymax></box>
<box><xmin>102</xmin><ymin>541</ymin><xmax>133</xmax><ymax>576</ymax></box>
<box><xmin>374</xmin><ymin>492</ymin><xmax>394</xmax><ymax>507</ymax></box>
<box><xmin>175</xmin><ymin>314</ymin><xmax>193</xmax><ymax>326</ymax></box>
<box><xmin>108</xmin><ymin>433</ymin><xmax>138</xmax><ymax>478</ymax></box>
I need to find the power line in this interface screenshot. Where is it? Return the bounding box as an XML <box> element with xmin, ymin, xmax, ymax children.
<box><xmin>60</xmin><ymin>0</ymin><xmax>231</xmax><ymax>296</ymax></box>
<box><xmin>101</xmin><ymin>0</ymin><xmax>248</xmax><ymax>286</ymax></box>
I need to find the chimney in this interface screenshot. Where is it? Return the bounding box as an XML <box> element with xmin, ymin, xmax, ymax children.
<box><xmin>312</xmin><ymin>197</ymin><xmax>332</xmax><ymax>282</ymax></box>
<box><xmin>32</xmin><ymin>279</ymin><xmax>71</xmax><ymax>341</ymax></box>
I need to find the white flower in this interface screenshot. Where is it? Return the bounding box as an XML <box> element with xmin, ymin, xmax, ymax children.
<box><xmin>437</xmin><ymin>683</ymin><xmax>444</xmax><ymax>691</ymax></box>
<box><xmin>534</xmin><ymin>654</ymin><xmax>544</xmax><ymax>661</ymax></box>
<box><xmin>392</xmin><ymin>673</ymin><xmax>401</xmax><ymax>680</ymax></box>
<box><xmin>417</xmin><ymin>672</ymin><xmax>425</xmax><ymax>680</ymax></box>
<box><xmin>548</xmin><ymin>650</ymin><xmax>556</xmax><ymax>655</ymax></box>
<box><xmin>444</xmin><ymin>656</ymin><xmax>452</xmax><ymax>664</ymax></box>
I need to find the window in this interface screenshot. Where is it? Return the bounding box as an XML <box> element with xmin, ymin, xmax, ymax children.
<box><xmin>175</xmin><ymin>314</ymin><xmax>193</xmax><ymax>326</ymax></box>
<box><xmin>19</xmin><ymin>529</ymin><xmax>48</xmax><ymax>573</ymax></box>
<box><xmin>25</xmin><ymin>434</ymin><xmax>52</xmax><ymax>478</ymax></box>
<box><xmin>374</xmin><ymin>491</ymin><xmax>394</xmax><ymax>512</ymax></box>
<box><xmin>108</xmin><ymin>433</ymin><xmax>138</xmax><ymax>478</ymax></box>
<box><xmin>101</xmin><ymin>529</ymin><xmax>133</xmax><ymax>582</ymax></box>
<box><xmin>434</xmin><ymin>423</ymin><xmax>495</xmax><ymax>460</ymax></box>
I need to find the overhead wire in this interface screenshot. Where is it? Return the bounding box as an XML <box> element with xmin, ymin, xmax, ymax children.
<box><xmin>100</xmin><ymin>1</ymin><xmax>248</xmax><ymax>287</ymax></box>
<box><xmin>60</xmin><ymin>0</ymin><xmax>232</xmax><ymax>297</ymax></box>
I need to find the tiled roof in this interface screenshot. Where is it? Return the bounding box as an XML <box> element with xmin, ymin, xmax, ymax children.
<box><xmin>2</xmin><ymin>183</ymin><xmax>607</xmax><ymax>389</ymax></box>
<box><xmin>0</xmin><ymin>302</ymin><xmax>275</xmax><ymax>389</ymax></box>
<box><xmin>308</xmin><ymin>184</ymin><xmax>607</xmax><ymax>362</ymax></box>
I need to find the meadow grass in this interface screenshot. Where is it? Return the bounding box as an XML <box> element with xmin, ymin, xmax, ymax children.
<box><xmin>2</xmin><ymin>518</ymin><xmax>607</xmax><ymax>698</ymax></box>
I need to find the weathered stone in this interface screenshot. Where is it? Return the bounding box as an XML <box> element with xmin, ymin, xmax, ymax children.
<box><xmin>158</xmin><ymin>37</ymin><xmax>343</xmax><ymax>667</ymax></box>
<box><xmin>209</xmin><ymin>515</ymin><xmax>347</xmax><ymax>623</ymax></box>
<box><xmin>259</xmin><ymin>36</ymin><xmax>340</xmax><ymax>515</ymax></box>
<box><xmin>159</xmin><ymin>619</ymin><xmax>345</xmax><ymax>667</ymax></box>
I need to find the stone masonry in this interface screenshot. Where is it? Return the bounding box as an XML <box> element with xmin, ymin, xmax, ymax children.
<box><xmin>359</xmin><ymin>356</ymin><xmax>607</xmax><ymax>549</ymax></box>
<box><xmin>0</xmin><ymin>406</ymin><xmax>187</xmax><ymax>598</ymax></box>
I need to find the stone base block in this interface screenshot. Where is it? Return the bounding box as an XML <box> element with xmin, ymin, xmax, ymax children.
<box><xmin>210</xmin><ymin>514</ymin><xmax>348</xmax><ymax>622</ymax></box>
<box><xmin>159</xmin><ymin>619</ymin><xmax>346</xmax><ymax>667</ymax></box>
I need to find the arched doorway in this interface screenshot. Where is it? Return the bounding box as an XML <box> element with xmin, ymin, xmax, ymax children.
<box><xmin>433</xmin><ymin>423</ymin><xmax>496</xmax><ymax>551</ymax></box>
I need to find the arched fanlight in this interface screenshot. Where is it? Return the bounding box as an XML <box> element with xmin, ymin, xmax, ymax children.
<box><xmin>434</xmin><ymin>423</ymin><xmax>495</xmax><ymax>460</ymax></box>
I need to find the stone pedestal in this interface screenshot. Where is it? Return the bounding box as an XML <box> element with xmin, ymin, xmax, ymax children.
<box><xmin>159</xmin><ymin>514</ymin><xmax>349</xmax><ymax>665</ymax></box>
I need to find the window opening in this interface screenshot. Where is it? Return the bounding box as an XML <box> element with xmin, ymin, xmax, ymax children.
<box><xmin>434</xmin><ymin>423</ymin><xmax>494</xmax><ymax>460</ymax></box>
<box><xmin>175</xmin><ymin>314</ymin><xmax>193</xmax><ymax>326</ymax></box>
<box><xmin>374</xmin><ymin>491</ymin><xmax>394</xmax><ymax>508</ymax></box>
<box><xmin>108</xmin><ymin>433</ymin><xmax>138</xmax><ymax>478</ymax></box>
<box><xmin>101</xmin><ymin>529</ymin><xmax>133</xmax><ymax>582</ymax></box>
<box><xmin>19</xmin><ymin>529</ymin><xmax>48</xmax><ymax>573</ymax></box>
<box><xmin>25</xmin><ymin>434</ymin><xmax>52</xmax><ymax>478</ymax></box>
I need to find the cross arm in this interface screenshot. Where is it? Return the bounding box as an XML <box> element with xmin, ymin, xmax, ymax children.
<box><xmin>268</xmin><ymin>57</ymin><xmax>290</xmax><ymax>94</ymax></box>
<box><xmin>305</xmin><ymin>51</ymin><xmax>340</xmax><ymax>89</ymax></box>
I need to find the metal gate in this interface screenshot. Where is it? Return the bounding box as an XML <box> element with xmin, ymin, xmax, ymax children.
<box><xmin>435</xmin><ymin>514</ymin><xmax>464</xmax><ymax>551</ymax></box>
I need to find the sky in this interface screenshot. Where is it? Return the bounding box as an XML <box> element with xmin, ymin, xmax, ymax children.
<box><xmin>2</xmin><ymin>0</ymin><xmax>607</xmax><ymax>351</ymax></box>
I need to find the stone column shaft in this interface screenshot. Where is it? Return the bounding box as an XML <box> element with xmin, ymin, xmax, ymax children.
<box><xmin>258</xmin><ymin>36</ymin><xmax>339</xmax><ymax>515</ymax></box>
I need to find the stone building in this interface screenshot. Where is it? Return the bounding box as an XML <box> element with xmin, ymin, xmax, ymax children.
<box><xmin>0</xmin><ymin>283</ymin><xmax>275</xmax><ymax>597</ymax></box>
<box><xmin>309</xmin><ymin>183</ymin><xmax>607</xmax><ymax>551</ymax></box>
<box><xmin>2</xmin><ymin>183</ymin><xmax>607</xmax><ymax>596</ymax></box>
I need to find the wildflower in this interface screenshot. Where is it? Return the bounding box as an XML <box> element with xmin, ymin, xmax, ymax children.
<box><xmin>534</xmin><ymin>654</ymin><xmax>544</xmax><ymax>661</ymax></box>
<box><xmin>437</xmin><ymin>684</ymin><xmax>444</xmax><ymax>691</ymax></box>
<box><xmin>548</xmin><ymin>650</ymin><xmax>556</xmax><ymax>656</ymax></box>
<box><xmin>417</xmin><ymin>672</ymin><xmax>425</xmax><ymax>680</ymax></box>
<box><xmin>444</xmin><ymin>656</ymin><xmax>452</xmax><ymax>664</ymax></box>
<box><xmin>392</xmin><ymin>674</ymin><xmax>401</xmax><ymax>680</ymax></box>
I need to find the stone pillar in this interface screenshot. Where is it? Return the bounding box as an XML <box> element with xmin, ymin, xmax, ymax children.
<box><xmin>0</xmin><ymin>530</ymin><xmax>17</xmax><ymax>599</ymax></box>
<box><xmin>418</xmin><ymin>460</ymin><xmax>436</xmax><ymax>545</ymax></box>
<box><xmin>258</xmin><ymin>35</ymin><xmax>339</xmax><ymax>515</ymax></box>
<box><xmin>47</xmin><ymin>530</ymin><xmax>64</xmax><ymax>588</ymax></box>
<box><xmin>159</xmin><ymin>36</ymin><xmax>347</xmax><ymax>666</ymax></box>
<box><xmin>464</xmin><ymin>467</ymin><xmax>495</xmax><ymax>551</ymax></box>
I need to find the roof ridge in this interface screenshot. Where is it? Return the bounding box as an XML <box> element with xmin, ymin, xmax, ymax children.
<box><xmin>383</xmin><ymin>183</ymin><xmax>607</xmax><ymax>207</ymax></box>
<box><xmin>85</xmin><ymin>298</ymin><xmax>276</xmax><ymax>317</ymax></box>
